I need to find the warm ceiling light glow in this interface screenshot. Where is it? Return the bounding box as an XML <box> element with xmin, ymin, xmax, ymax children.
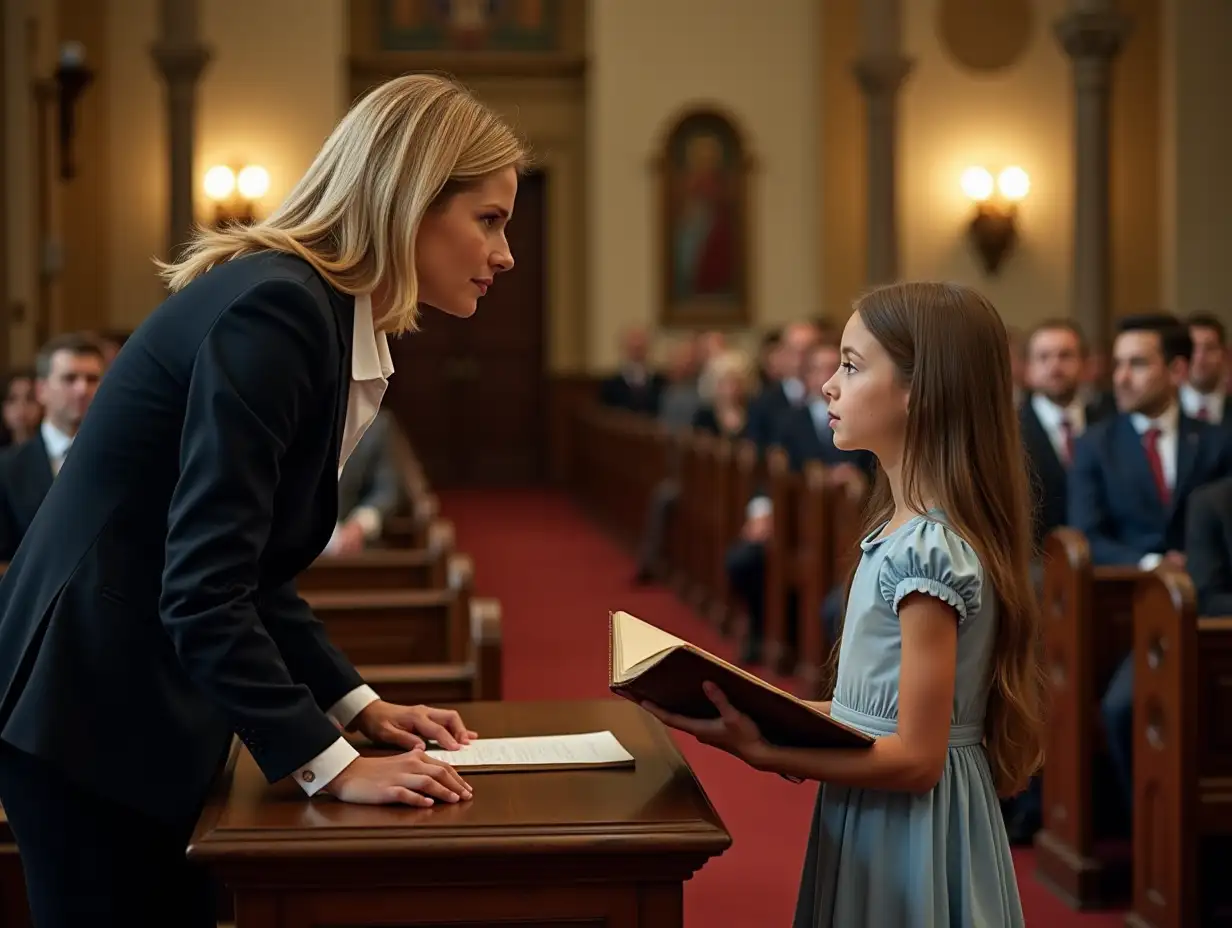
<box><xmin>960</xmin><ymin>166</ymin><xmax>994</xmax><ymax>202</ymax></box>
<box><xmin>998</xmin><ymin>166</ymin><xmax>1030</xmax><ymax>201</ymax></box>
<box><xmin>236</xmin><ymin>165</ymin><xmax>270</xmax><ymax>200</ymax></box>
<box><xmin>203</xmin><ymin>165</ymin><xmax>236</xmax><ymax>201</ymax></box>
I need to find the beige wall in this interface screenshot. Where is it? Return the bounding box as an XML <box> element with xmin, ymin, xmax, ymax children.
<box><xmin>587</xmin><ymin>0</ymin><xmax>820</xmax><ymax>370</ymax></box>
<box><xmin>106</xmin><ymin>0</ymin><xmax>345</xmax><ymax>329</ymax></box>
<box><xmin>1162</xmin><ymin>0</ymin><xmax>1232</xmax><ymax>319</ymax></box>
<box><xmin>898</xmin><ymin>0</ymin><xmax>1074</xmax><ymax>329</ymax></box>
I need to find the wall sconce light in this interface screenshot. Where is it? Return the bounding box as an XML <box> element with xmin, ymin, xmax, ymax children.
<box><xmin>33</xmin><ymin>41</ymin><xmax>95</xmax><ymax>181</ymax></box>
<box><xmin>961</xmin><ymin>165</ymin><xmax>1030</xmax><ymax>275</ymax></box>
<box><xmin>203</xmin><ymin>164</ymin><xmax>270</xmax><ymax>226</ymax></box>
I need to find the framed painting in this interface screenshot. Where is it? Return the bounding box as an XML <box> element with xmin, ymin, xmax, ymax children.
<box><xmin>659</xmin><ymin>108</ymin><xmax>751</xmax><ymax>328</ymax></box>
<box><xmin>377</xmin><ymin>0</ymin><xmax>561</xmax><ymax>52</ymax></box>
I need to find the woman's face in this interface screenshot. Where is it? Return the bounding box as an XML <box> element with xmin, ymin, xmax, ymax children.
<box><xmin>415</xmin><ymin>167</ymin><xmax>518</xmax><ymax>319</ymax></box>
<box><xmin>2</xmin><ymin>376</ymin><xmax>41</xmax><ymax>439</ymax></box>
<box><xmin>714</xmin><ymin>370</ymin><xmax>745</xmax><ymax>406</ymax></box>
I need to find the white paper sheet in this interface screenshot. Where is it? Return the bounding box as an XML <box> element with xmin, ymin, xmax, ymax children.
<box><xmin>424</xmin><ymin>731</ymin><xmax>634</xmax><ymax>768</ymax></box>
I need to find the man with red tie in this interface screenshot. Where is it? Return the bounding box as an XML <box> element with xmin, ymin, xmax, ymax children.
<box><xmin>1068</xmin><ymin>312</ymin><xmax>1232</xmax><ymax>820</ymax></box>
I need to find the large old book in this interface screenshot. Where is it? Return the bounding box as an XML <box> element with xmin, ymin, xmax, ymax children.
<box><xmin>609</xmin><ymin>611</ymin><xmax>874</xmax><ymax>749</ymax></box>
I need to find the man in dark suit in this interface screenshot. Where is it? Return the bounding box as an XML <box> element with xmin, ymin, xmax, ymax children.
<box><xmin>598</xmin><ymin>326</ymin><xmax>666</xmax><ymax>415</ymax></box>
<box><xmin>1008</xmin><ymin>319</ymin><xmax>1111</xmax><ymax>843</ymax></box>
<box><xmin>0</xmin><ymin>332</ymin><xmax>104</xmax><ymax>559</ymax></box>
<box><xmin>743</xmin><ymin>321</ymin><xmax>817</xmax><ymax>451</ymax></box>
<box><xmin>725</xmin><ymin>340</ymin><xmax>873</xmax><ymax>664</ymax></box>
<box><xmin>1069</xmin><ymin>312</ymin><xmax>1232</xmax><ymax>819</ymax></box>
<box><xmin>1180</xmin><ymin>313</ymin><xmax>1228</xmax><ymax>425</ymax></box>
<box><xmin>1185</xmin><ymin>475</ymin><xmax>1232</xmax><ymax>615</ymax></box>
<box><xmin>1019</xmin><ymin>319</ymin><xmax>1115</xmax><ymax>552</ymax></box>
<box><xmin>325</xmin><ymin>408</ymin><xmax>405</xmax><ymax>555</ymax></box>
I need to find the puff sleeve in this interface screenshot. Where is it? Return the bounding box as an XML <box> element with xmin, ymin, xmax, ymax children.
<box><xmin>877</xmin><ymin>519</ymin><xmax>984</xmax><ymax>623</ymax></box>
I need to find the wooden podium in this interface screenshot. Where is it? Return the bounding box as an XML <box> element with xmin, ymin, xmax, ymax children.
<box><xmin>189</xmin><ymin>699</ymin><xmax>732</xmax><ymax>927</ymax></box>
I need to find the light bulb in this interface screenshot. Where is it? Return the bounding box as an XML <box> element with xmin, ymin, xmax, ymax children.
<box><xmin>998</xmin><ymin>166</ymin><xmax>1030</xmax><ymax>201</ymax></box>
<box><xmin>960</xmin><ymin>166</ymin><xmax>994</xmax><ymax>203</ymax></box>
<box><xmin>203</xmin><ymin>165</ymin><xmax>235</xmax><ymax>201</ymax></box>
<box><xmin>237</xmin><ymin>165</ymin><xmax>270</xmax><ymax>200</ymax></box>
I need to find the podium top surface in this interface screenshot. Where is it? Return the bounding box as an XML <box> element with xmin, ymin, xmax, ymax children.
<box><xmin>188</xmin><ymin>699</ymin><xmax>731</xmax><ymax>863</ymax></box>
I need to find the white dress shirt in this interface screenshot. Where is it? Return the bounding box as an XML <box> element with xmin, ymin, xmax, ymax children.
<box><xmin>1179</xmin><ymin>382</ymin><xmax>1225</xmax><ymax>424</ymax></box>
<box><xmin>40</xmin><ymin>420</ymin><xmax>74</xmax><ymax>475</ymax></box>
<box><xmin>1128</xmin><ymin>403</ymin><xmax>1180</xmax><ymax>571</ymax></box>
<box><xmin>1030</xmin><ymin>394</ymin><xmax>1086</xmax><ymax>464</ymax></box>
<box><xmin>293</xmin><ymin>293</ymin><xmax>394</xmax><ymax>796</ymax></box>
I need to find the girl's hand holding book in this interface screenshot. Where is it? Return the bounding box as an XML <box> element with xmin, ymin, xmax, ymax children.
<box><xmin>642</xmin><ymin>681</ymin><xmax>769</xmax><ymax>766</ymax></box>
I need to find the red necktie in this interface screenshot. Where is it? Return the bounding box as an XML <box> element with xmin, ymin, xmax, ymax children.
<box><xmin>1143</xmin><ymin>427</ymin><xmax>1170</xmax><ymax>506</ymax></box>
<box><xmin>1059</xmin><ymin>417</ymin><xmax>1074</xmax><ymax>465</ymax></box>
<box><xmin>1197</xmin><ymin>404</ymin><xmax>1210</xmax><ymax>421</ymax></box>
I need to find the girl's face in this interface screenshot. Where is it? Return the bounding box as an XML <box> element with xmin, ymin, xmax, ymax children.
<box><xmin>822</xmin><ymin>311</ymin><xmax>910</xmax><ymax>464</ymax></box>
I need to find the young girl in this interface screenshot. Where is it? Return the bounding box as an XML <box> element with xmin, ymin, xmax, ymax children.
<box><xmin>645</xmin><ymin>281</ymin><xmax>1045</xmax><ymax>927</ymax></box>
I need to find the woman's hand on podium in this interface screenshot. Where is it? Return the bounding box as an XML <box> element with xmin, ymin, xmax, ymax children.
<box><xmin>325</xmin><ymin>750</ymin><xmax>474</xmax><ymax>807</ymax></box>
<box><xmin>350</xmin><ymin>700</ymin><xmax>479</xmax><ymax>751</ymax></box>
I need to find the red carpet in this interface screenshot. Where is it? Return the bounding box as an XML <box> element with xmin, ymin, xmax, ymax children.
<box><xmin>439</xmin><ymin>488</ymin><xmax>1127</xmax><ymax>927</ymax></box>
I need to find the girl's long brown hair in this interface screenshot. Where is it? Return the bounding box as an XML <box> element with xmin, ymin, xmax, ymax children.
<box><xmin>844</xmin><ymin>282</ymin><xmax>1046</xmax><ymax>797</ymax></box>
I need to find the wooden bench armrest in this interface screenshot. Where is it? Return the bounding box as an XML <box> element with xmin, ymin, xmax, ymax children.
<box><xmin>448</xmin><ymin>553</ymin><xmax>475</xmax><ymax>592</ymax></box>
<box><xmin>427</xmin><ymin>519</ymin><xmax>455</xmax><ymax>555</ymax></box>
<box><xmin>470</xmin><ymin>597</ymin><xmax>502</xmax><ymax>646</ymax></box>
<box><xmin>360</xmin><ymin>663</ymin><xmax>475</xmax><ymax>684</ymax></box>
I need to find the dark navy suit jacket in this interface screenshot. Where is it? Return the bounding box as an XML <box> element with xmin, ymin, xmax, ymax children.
<box><xmin>1068</xmin><ymin>411</ymin><xmax>1232</xmax><ymax>566</ymax></box>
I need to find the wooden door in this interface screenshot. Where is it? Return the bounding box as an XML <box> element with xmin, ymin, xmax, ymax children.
<box><xmin>386</xmin><ymin>171</ymin><xmax>547</xmax><ymax>487</ymax></box>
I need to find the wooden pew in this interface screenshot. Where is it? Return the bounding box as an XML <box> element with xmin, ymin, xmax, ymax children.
<box><xmin>304</xmin><ymin>554</ymin><xmax>475</xmax><ymax>666</ymax></box>
<box><xmin>299</xmin><ymin>520</ymin><xmax>454</xmax><ymax>592</ymax></box>
<box><xmin>1129</xmin><ymin>569</ymin><xmax>1232</xmax><ymax>928</ymax></box>
<box><xmin>764</xmin><ymin>447</ymin><xmax>804</xmax><ymax>674</ymax></box>
<box><xmin>795</xmin><ymin>463</ymin><xmax>865</xmax><ymax>698</ymax></box>
<box><xmin>1034</xmin><ymin>528</ymin><xmax>1139</xmax><ymax>909</ymax></box>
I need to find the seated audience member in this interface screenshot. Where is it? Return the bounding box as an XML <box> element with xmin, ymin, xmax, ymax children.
<box><xmin>1184</xmin><ymin>475</ymin><xmax>1232</xmax><ymax>615</ymax></box>
<box><xmin>633</xmin><ymin>350</ymin><xmax>756</xmax><ymax>583</ymax></box>
<box><xmin>599</xmin><ymin>326</ymin><xmax>664</xmax><ymax>415</ymax></box>
<box><xmin>756</xmin><ymin>328</ymin><xmax>782</xmax><ymax>389</ymax></box>
<box><xmin>692</xmin><ymin>349</ymin><xmax>756</xmax><ymax>438</ymax></box>
<box><xmin>0</xmin><ymin>370</ymin><xmax>42</xmax><ymax>449</ymax></box>
<box><xmin>0</xmin><ymin>334</ymin><xmax>104</xmax><ymax>559</ymax></box>
<box><xmin>324</xmin><ymin>409</ymin><xmax>404</xmax><ymax>556</ymax></box>
<box><xmin>725</xmin><ymin>341</ymin><xmax>873</xmax><ymax>664</ymax></box>
<box><xmin>1020</xmin><ymin>320</ymin><xmax>1115</xmax><ymax>554</ymax></box>
<box><xmin>1181</xmin><ymin>313</ymin><xmax>1227</xmax><ymax>425</ymax></box>
<box><xmin>1069</xmin><ymin>313</ymin><xmax>1232</xmax><ymax>820</ymax></box>
<box><xmin>1009</xmin><ymin>318</ymin><xmax>1113</xmax><ymax>844</ymax></box>
<box><xmin>656</xmin><ymin>338</ymin><xmax>702</xmax><ymax>431</ymax></box>
<box><xmin>745</xmin><ymin>321</ymin><xmax>816</xmax><ymax>451</ymax></box>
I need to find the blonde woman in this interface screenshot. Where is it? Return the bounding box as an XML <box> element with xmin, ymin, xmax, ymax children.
<box><xmin>693</xmin><ymin>348</ymin><xmax>756</xmax><ymax>438</ymax></box>
<box><xmin>0</xmin><ymin>75</ymin><xmax>526</xmax><ymax>928</ymax></box>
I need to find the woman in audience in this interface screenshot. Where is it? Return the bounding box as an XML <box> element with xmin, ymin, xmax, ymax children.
<box><xmin>692</xmin><ymin>348</ymin><xmax>756</xmax><ymax>438</ymax></box>
<box><xmin>645</xmin><ymin>282</ymin><xmax>1043</xmax><ymax>927</ymax></box>
<box><xmin>0</xmin><ymin>369</ymin><xmax>41</xmax><ymax>448</ymax></box>
<box><xmin>633</xmin><ymin>349</ymin><xmax>755</xmax><ymax>583</ymax></box>
<box><xmin>0</xmin><ymin>74</ymin><xmax>525</xmax><ymax>928</ymax></box>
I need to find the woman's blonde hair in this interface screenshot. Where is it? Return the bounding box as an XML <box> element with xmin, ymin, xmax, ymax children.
<box><xmin>700</xmin><ymin>349</ymin><xmax>756</xmax><ymax>403</ymax></box>
<box><xmin>156</xmin><ymin>74</ymin><xmax>528</xmax><ymax>334</ymax></box>
<box><xmin>842</xmin><ymin>282</ymin><xmax>1047</xmax><ymax>797</ymax></box>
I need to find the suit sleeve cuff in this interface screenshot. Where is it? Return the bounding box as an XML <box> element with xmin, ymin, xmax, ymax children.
<box><xmin>327</xmin><ymin>684</ymin><xmax>380</xmax><ymax>728</ymax></box>
<box><xmin>1138</xmin><ymin>553</ymin><xmax>1163</xmax><ymax>571</ymax></box>
<box><xmin>348</xmin><ymin>506</ymin><xmax>383</xmax><ymax>541</ymax></box>
<box><xmin>746</xmin><ymin>496</ymin><xmax>772</xmax><ymax>520</ymax></box>
<box><xmin>294</xmin><ymin>737</ymin><xmax>359</xmax><ymax>796</ymax></box>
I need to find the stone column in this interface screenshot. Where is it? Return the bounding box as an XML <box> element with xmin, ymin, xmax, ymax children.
<box><xmin>1055</xmin><ymin>1</ymin><xmax>1131</xmax><ymax>350</ymax></box>
<box><xmin>150</xmin><ymin>0</ymin><xmax>209</xmax><ymax>259</ymax></box>
<box><xmin>853</xmin><ymin>0</ymin><xmax>912</xmax><ymax>285</ymax></box>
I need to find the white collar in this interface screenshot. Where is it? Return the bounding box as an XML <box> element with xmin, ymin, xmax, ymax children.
<box><xmin>40</xmin><ymin>420</ymin><xmax>73</xmax><ymax>459</ymax></box>
<box><xmin>1129</xmin><ymin>402</ymin><xmax>1180</xmax><ymax>437</ymax></box>
<box><xmin>353</xmin><ymin>294</ymin><xmax>394</xmax><ymax>383</ymax></box>
<box><xmin>1031</xmin><ymin>393</ymin><xmax>1084</xmax><ymax>429</ymax></box>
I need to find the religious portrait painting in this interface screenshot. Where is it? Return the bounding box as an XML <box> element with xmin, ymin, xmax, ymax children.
<box><xmin>659</xmin><ymin>108</ymin><xmax>750</xmax><ymax>327</ymax></box>
<box><xmin>378</xmin><ymin>0</ymin><xmax>561</xmax><ymax>52</ymax></box>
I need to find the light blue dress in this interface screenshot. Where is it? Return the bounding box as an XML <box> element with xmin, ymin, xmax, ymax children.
<box><xmin>793</xmin><ymin>513</ymin><xmax>1024</xmax><ymax>928</ymax></box>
